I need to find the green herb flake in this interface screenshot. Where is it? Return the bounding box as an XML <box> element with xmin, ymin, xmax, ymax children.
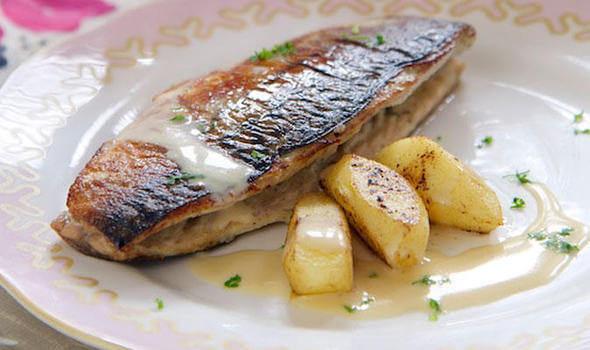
<box><xmin>155</xmin><ymin>298</ymin><xmax>163</xmax><ymax>310</ymax></box>
<box><xmin>343</xmin><ymin>295</ymin><xmax>375</xmax><ymax>314</ymax></box>
<box><xmin>543</xmin><ymin>238</ymin><xmax>579</xmax><ymax>254</ymax></box>
<box><xmin>368</xmin><ymin>272</ymin><xmax>378</xmax><ymax>279</ymax></box>
<box><xmin>412</xmin><ymin>275</ymin><xmax>450</xmax><ymax>286</ymax></box>
<box><xmin>251</xmin><ymin>149</ymin><xmax>265</xmax><ymax>160</ymax></box>
<box><xmin>224</xmin><ymin>274</ymin><xmax>242</xmax><ymax>288</ymax></box>
<box><xmin>573</xmin><ymin>111</ymin><xmax>584</xmax><ymax>123</ymax></box>
<box><xmin>342</xmin><ymin>31</ymin><xmax>385</xmax><ymax>47</ymax></box>
<box><xmin>375</xmin><ymin>34</ymin><xmax>386</xmax><ymax>45</ymax></box>
<box><xmin>351</xmin><ymin>24</ymin><xmax>360</xmax><ymax>34</ymax></box>
<box><xmin>440</xmin><ymin>277</ymin><xmax>451</xmax><ymax>284</ymax></box>
<box><xmin>527</xmin><ymin>231</ymin><xmax>547</xmax><ymax>241</ymax></box>
<box><xmin>436</xmin><ymin>136</ymin><xmax>442</xmax><ymax>142</ymax></box>
<box><xmin>250</xmin><ymin>41</ymin><xmax>296</xmax><ymax>62</ymax></box>
<box><xmin>428</xmin><ymin>298</ymin><xmax>442</xmax><ymax>321</ymax></box>
<box><xmin>343</xmin><ymin>305</ymin><xmax>356</xmax><ymax>313</ymax></box>
<box><xmin>511</xmin><ymin>197</ymin><xmax>526</xmax><ymax>209</ymax></box>
<box><xmin>196</xmin><ymin>120</ymin><xmax>216</xmax><ymax>133</ymax></box>
<box><xmin>413</xmin><ymin>275</ymin><xmax>436</xmax><ymax>286</ymax></box>
<box><xmin>574</xmin><ymin>128</ymin><xmax>590</xmax><ymax>135</ymax></box>
<box><xmin>527</xmin><ymin>230</ymin><xmax>579</xmax><ymax>254</ymax></box>
<box><xmin>169</xmin><ymin>114</ymin><xmax>186</xmax><ymax>122</ymax></box>
<box><xmin>477</xmin><ymin>136</ymin><xmax>493</xmax><ymax>148</ymax></box>
<box><xmin>504</xmin><ymin>170</ymin><xmax>532</xmax><ymax>184</ymax></box>
<box><xmin>559</xmin><ymin>227</ymin><xmax>573</xmax><ymax>236</ymax></box>
<box><xmin>167</xmin><ymin>173</ymin><xmax>204</xmax><ymax>185</ymax></box>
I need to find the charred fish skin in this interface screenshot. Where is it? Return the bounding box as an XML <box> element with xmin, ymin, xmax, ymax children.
<box><xmin>66</xmin><ymin>141</ymin><xmax>211</xmax><ymax>249</ymax></box>
<box><xmin>189</xmin><ymin>17</ymin><xmax>470</xmax><ymax>175</ymax></box>
<box><xmin>55</xmin><ymin>16</ymin><xmax>475</xmax><ymax>254</ymax></box>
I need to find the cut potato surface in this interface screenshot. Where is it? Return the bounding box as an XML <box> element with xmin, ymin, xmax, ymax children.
<box><xmin>321</xmin><ymin>154</ymin><xmax>429</xmax><ymax>268</ymax></box>
<box><xmin>282</xmin><ymin>192</ymin><xmax>353</xmax><ymax>295</ymax></box>
<box><xmin>375</xmin><ymin>136</ymin><xmax>502</xmax><ymax>232</ymax></box>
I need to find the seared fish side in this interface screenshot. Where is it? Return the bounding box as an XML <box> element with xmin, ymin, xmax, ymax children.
<box><xmin>52</xmin><ymin>16</ymin><xmax>475</xmax><ymax>261</ymax></box>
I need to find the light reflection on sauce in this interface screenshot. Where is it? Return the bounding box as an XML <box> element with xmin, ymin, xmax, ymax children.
<box><xmin>189</xmin><ymin>183</ymin><xmax>588</xmax><ymax>318</ymax></box>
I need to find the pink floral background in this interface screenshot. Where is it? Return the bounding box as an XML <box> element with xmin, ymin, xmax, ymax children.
<box><xmin>0</xmin><ymin>0</ymin><xmax>144</xmax><ymax>80</ymax></box>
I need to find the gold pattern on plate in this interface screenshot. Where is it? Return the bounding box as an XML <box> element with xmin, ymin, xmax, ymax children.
<box><xmin>448</xmin><ymin>0</ymin><xmax>590</xmax><ymax>41</ymax></box>
<box><xmin>383</xmin><ymin>0</ymin><xmax>442</xmax><ymax>16</ymax></box>
<box><xmin>104</xmin><ymin>0</ymin><xmax>310</xmax><ymax>82</ymax></box>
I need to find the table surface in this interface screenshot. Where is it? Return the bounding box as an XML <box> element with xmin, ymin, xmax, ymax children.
<box><xmin>0</xmin><ymin>287</ymin><xmax>92</xmax><ymax>349</ymax></box>
<box><xmin>0</xmin><ymin>1</ymin><xmax>147</xmax><ymax>348</ymax></box>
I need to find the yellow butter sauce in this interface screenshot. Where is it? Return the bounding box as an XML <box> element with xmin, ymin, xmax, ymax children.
<box><xmin>189</xmin><ymin>183</ymin><xmax>588</xmax><ymax>318</ymax></box>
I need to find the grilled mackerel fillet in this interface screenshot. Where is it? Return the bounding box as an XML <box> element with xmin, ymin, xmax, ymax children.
<box><xmin>52</xmin><ymin>16</ymin><xmax>475</xmax><ymax>261</ymax></box>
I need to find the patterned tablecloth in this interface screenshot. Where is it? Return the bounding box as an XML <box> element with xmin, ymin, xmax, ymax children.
<box><xmin>0</xmin><ymin>1</ymin><xmax>148</xmax><ymax>348</ymax></box>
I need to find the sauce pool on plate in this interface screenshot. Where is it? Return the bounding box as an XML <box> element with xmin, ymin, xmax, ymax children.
<box><xmin>189</xmin><ymin>183</ymin><xmax>588</xmax><ymax>319</ymax></box>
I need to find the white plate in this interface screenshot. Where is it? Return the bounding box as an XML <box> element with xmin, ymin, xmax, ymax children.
<box><xmin>1</xmin><ymin>0</ymin><xmax>589</xmax><ymax>348</ymax></box>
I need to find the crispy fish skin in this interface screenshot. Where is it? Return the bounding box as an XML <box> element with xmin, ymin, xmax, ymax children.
<box><xmin>53</xmin><ymin>16</ymin><xmax>475</xmax><ymax>258</ymax></box>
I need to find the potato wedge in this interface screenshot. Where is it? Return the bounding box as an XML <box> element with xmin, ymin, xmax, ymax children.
<box><xmin>375</xmin><ymin>136</ymin><xmax>502</xmax><ymax>232</ymax></box>
<box><xmin>282</xmin><ymin>192</ymin><xmax>353</xmax><ymax>295</ymax></box>
<box><xmin>321</xmin><ymin>154</ymin><xmax>429</xmax><ymax>268</ymax></box>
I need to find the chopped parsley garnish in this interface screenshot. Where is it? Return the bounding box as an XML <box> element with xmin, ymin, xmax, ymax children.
<box><xmin>343</xmin><ymin>305</ymin><xmax>356</xmax><ymax>313</ymax></box>
<box><xmin>249</xmin><ymin>41</ymin><xmax>296</xmax><ymax>62</ymax></box>
<box><xmin>527</xmin><ymin>230</ymin><xmax>547</xmax><ymax>241</ymax></box>
<box><xmin>477</xmin><ymin>136</ymin><xmax>493</xmax><ymax>148</ymax></box>
<box><xmin>342</xmin><ymin>27</ymin><xmax>386</xmax><ymax>46</ymax></box>
<box><xmin>510</xmin><ymin>197</ymin><xmax>526</xmax><ymax>209</ymax></box>
<box><xmin>527</xmin><ymin>229</ymin><xmax>579</xmax><ymax>254</ymax></box>
<box><xmin>412</xmin><ymin>275</ymin><xmax>450</xmax><ymax>286</ymax></box>
<box><xmin>224</xmin><ymin>274</ymin><xmax>242</xmax><ymax>288</ymax></box>
<box><xmin>279</xmin><ymin>243</ymin><xmax>285</xmax><ymax>249</ymax></box>
<box><xmin>343</xmin><ymin>295</ymin><xmax>375</xmax><ymax>313</ymax></box>
<box><xmin>155</xmin><ymin>298</ymin><xmax>163</xmax><ymax>310</ymax></box>
<box><xmin>574</xmin><ymin>128</ymin><xmax>590</xmax><ymax>135</ymax></box>
<box><xmin>368</xmin><ymin>272</ymin><xmax>378</xmax><ymax>279</ymax></box>
<box><xmin>167</xmin><ymin>173</ymin><xmax>205</xmax><ymax>185</ymax></box>
<box><xmin>435</xmin><ymin>136</ymin><xmax>442</xmax><ymax>142</ymax></box>
<box><xmin>544</xmin><ymin>238</ymin><xmax>579</xmax><ymax>254</ymax></box>
<box><xmin>196</xmin><ymin>120</ymin><xmax>217</xmax><ymax>133</ymax></box>
<box><xmin>251</xmin><ymin>149</ymin><xmax>265</xmax><ymax>160</ymax></box>
<box><xmin>428</xmin><ymin>298</ymin><xmax>442</xmax><ymax>321</ymax></box>
<box><xmin>413</xmin><ymin>275</ymin><xmax>436</xmax><ymax>286</ymax></box>
<box><xmin>559</xmin><ymin>227</ymin><xmax>573</xmax><ymax>236</ymax></box>
<box><xmin>504</xmin><ymin>170</ymin><xmax>532</xmax><ymax>184</ymax></box>
<box><xmin>252</xmin><ymin>48</ymin><xmax>273</xmax><ymax>61</ymax></box>
<box><xmin>169</xmin><ymin>114</ymin><xmax>186</xmax><ymax>122</ymax></box>
<box><xmin>573</xmin><ymin>111</ymin><xmax>584</xmax><ymax>123</ymax></box>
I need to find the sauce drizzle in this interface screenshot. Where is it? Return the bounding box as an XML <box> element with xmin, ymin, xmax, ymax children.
<box><xmin>189</xmin><ymin>183</ymin><xmax>588</xmax><ymax>318</ymax></box>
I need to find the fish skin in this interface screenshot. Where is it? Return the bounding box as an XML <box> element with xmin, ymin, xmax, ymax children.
<box><xmin>186</xmin><ymin>16</ymin><xmax>468</xmax><ymax>174</ymax></box>
<box><xmin>56</xmin><ymin>16</ymin><xmax>475</xmax><ymax>252</ymax></box>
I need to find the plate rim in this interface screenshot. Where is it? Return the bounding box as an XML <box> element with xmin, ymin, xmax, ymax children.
<box><xmin>1</xmin><ymin>0</ymin><xmax>589</xmax><ymax>348</ymax></box>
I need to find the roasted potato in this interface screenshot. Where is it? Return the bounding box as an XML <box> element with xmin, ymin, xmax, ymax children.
<box><xmin>282</xmin><ymin>192</ymin><xmax>353</xmax><ymax>295</ymax></box>
<box><xmin>375</xmin><ymin>136</ymin><xmax>502</xmax><ymax>232</ymax></box>
<box><xmin>321</xmin><ymin>154</ymin><xmax>429</xmax><ymax>268</ymax></box>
